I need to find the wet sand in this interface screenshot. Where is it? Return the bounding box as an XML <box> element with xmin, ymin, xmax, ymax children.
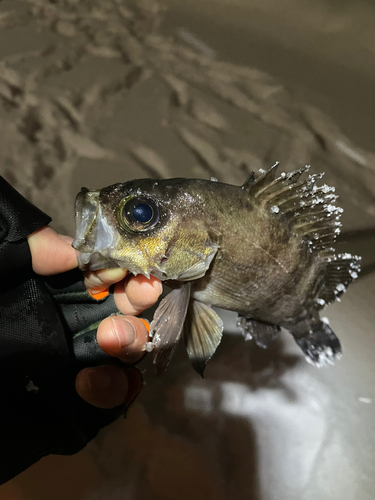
<box><xmin>162</xmin><ymin>0</ymin><xmax>375</xmax><ymax>152</ymax></box>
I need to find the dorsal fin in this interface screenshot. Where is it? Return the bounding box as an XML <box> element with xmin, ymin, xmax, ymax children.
<box><xmin>246</xmin><ymin>162</ymin><xmax>280</xmax><ymax>196</ymax></box>
<box><xmin>258</xmin><ymin>165</ymin><xmax>312</xmax><ymax>203</ymax></box>
<box><xmin>285</xmin><ymin>167</ymin><xmax>308</xmax><ymax>185</ymax></box>
<box><xmin>246</xmin><ymin>163</ymin><xmax>361</xmax><ymax>308</ymax></box>
<box><xmin>242</xmin><ymin>171</ymin><xmax>256</xmax><ymax>191</ymax></box>
<box><xmin>249</xmin><ymin>164</ymin><xmax>346</xmax><ymax>253</ymax></box>
<box><xmin>315</xmin><ymin>253</ymin><xmax>361</xmax><ymax>308</ymax></box>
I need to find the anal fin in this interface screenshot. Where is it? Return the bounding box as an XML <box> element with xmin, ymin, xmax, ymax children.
<box><xmin>238</xmin><ymin>316</ymin><xmax>280</xmax><ymax>348</ymax></box>
<box><xmin>184</xmin><ymin>301</ymin><xmax>224</xmax><ymax>377</ymax></box>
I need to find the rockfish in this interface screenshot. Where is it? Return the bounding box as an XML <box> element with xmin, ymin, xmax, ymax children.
<box><xmin>73</xmin><ymin>164</ymin><xmax>361</xmax><ymax>375</ymax></box>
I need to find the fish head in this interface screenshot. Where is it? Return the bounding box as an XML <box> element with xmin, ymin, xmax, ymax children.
<box><xmin>73</xmin><ymin>179</ymin><xmax>220</xmax><ymax>281</ymax></box>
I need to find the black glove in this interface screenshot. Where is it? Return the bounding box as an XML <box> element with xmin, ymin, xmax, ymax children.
<box><xmin>0</xmin><ymin>177</ymin><xmax>125</xmax><ymax>484</ymax></box>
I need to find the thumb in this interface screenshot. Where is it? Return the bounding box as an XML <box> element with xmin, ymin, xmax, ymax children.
<box><xmin>28</xmin><ymin>226</ymin><xmax>78</xmax><ymax>275</ymax></box>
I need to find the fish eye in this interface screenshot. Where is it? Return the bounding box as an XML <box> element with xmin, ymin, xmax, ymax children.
<box><xmin>132</xmin><ymin>202</ymin><xmax>153</xmax><ymax>223</ymax></box>
<box><xmin>118</xmin><ymin>197</ymin><xmax>159</xmax><ymax>232</ymax></box>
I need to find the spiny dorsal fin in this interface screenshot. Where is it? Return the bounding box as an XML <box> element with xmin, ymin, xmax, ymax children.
<box><xmin>251</xmin><ymin>164</ymin><xmax>345</xmax><ymax>253</ymax></box>
<box><xmin>242</xmin><ymin>171</ymin><xmax>256</xmax><ymax>190</ymax></box>
<box><xmin>285</xmin><ymin>167</ymin><xmax>308</xmax><ymax>185</ymax></box>
<box><xmin>258</xmin><ymin>165</ymin><xmax>312</xmax><ymax>203</ymax></box>
<box><xmin>246</xmin><ymin>162</ymin><xmax>280</xmax><ymax>196</ymax></box>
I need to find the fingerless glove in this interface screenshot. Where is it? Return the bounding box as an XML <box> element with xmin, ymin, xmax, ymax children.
<box><xmin>0</xmin><ymin>177</ymin><xmax>123</xmax><ymax>484</ymax></box>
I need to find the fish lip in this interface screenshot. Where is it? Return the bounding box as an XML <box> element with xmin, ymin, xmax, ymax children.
<box><xmin>72</xmin><ymin>188</ymin><xmax>100</xmax><ymax>253</ymax></box>
<box><xmin>73</xmin><ymin>188</ymin><xmax>119</xmax><ymax>270</ymax></box>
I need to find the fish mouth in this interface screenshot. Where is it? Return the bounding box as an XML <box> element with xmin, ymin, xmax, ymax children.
<box><xmin>72</xmin><ymin>188</ymin><xmax>119</xmax><ymax>270</ymax></box>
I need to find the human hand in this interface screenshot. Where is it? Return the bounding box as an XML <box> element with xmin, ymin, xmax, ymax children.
<box><xmin>28</xmin><ymin>226</ymin><xmax>162</xmax><ymax>409</ymax></box>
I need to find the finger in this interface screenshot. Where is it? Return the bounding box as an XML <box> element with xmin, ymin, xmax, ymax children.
<box><xmin>114</xmin><ymin>274</ymin><xmax>162</xmax><ymax>316</ymax></box>
<box><xmin>84</xmin><ymin>268</ymin><xmax>128</xmax><ymax>294</ymax></box>
<box><xmin>28</xmin><ymin>226</ymin><xmax>78</xmax><ymax>275</ymax></box>
<box><xmin>96</xmin><ymin>315</ymin><xmax>149</xmax><ymax>363</ymax></box>
<box><xmin>75</xmin><ymin>365</ymin><xmax>142</xmax><ymax>409</ymax></box>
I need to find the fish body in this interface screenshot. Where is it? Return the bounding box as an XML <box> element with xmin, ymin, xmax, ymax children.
<box><xmin>73</xmin><ymin>164</ymin><xmax>361</xmax><ymax>374</ymax></box>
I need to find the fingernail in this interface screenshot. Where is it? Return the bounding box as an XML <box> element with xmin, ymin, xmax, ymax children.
<box><xmin>123</xmin><ymin>368</ymin><xmax>143</xmax><ymax>407</ymax></box>
<box><xmin>85</xmin><ymin>367</ymin><xmax>112</xmax><ymax>391</ymax></box>
<box><xmin>154</xmin><ymin>280</ymin><xmax>163</xmax><ymax>295</ymax></box>
<box><xmin>58</xmin><ymin>234</ymin><xmax>74</xmax><ymax>244</ymax></box>
<box><xmin>112</xmin><ymin>317</ymin><xmax>136</xmax><ymax>348</ymax></box>
<box><xmin>98</xmin><ymin>268</ymin><xmax>127</xmax><ymax>283</ymax></box>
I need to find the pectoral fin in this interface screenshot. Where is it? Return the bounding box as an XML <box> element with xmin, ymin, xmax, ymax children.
<box><xmin>150</xmin><ymin>283</ymin><xmax>191</xmax><ymax>375</ymax></box>
<box><xmin>184</xmin><ymin>301</ymin><xmax>224</xmax><ymax>377</ymax></box>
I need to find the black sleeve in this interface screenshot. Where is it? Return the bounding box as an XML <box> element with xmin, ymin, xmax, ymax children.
<box><xmin>0</xmin><ymin>177</ymin><xmax>124</xmax><ymax>484</ymax></box>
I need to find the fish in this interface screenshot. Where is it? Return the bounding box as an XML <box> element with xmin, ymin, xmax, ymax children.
<box><xmin>72</xmin><ymin>163</ymin><xmax>361</xmax><ymax>375</ymax></box>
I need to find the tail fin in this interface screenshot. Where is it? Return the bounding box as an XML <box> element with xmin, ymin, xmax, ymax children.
<box><xmin>293</xmin><ymin>320</ymin><xmax>342</xmax><ymax>367</ymax></box>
